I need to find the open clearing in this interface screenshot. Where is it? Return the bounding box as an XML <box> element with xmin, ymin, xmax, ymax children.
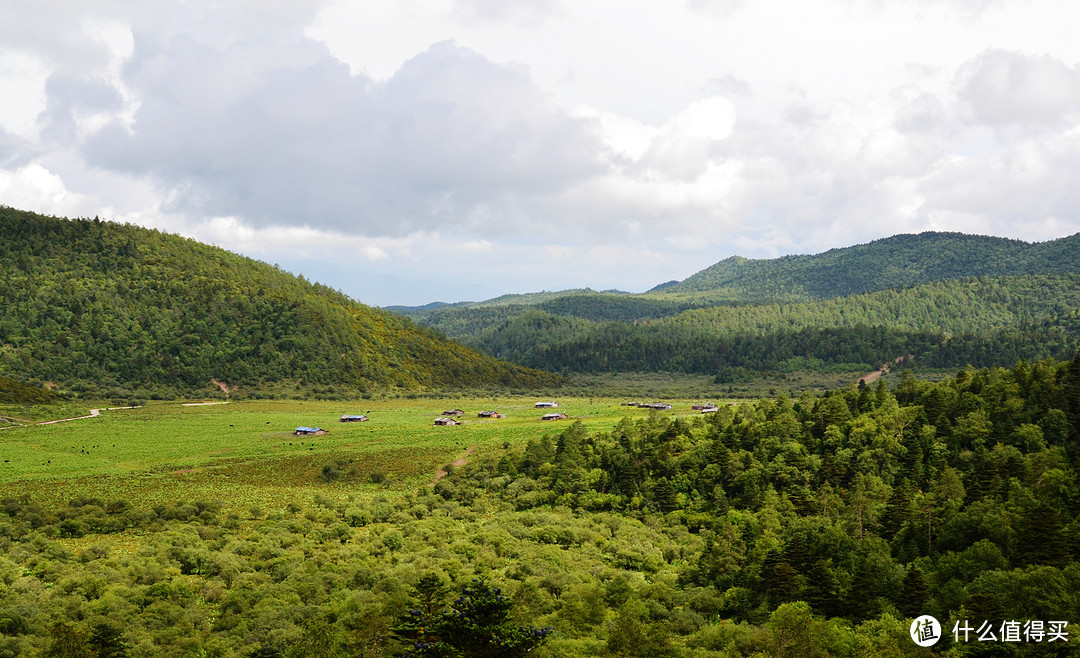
<box><xmin>0</xmin><ymin>396</ymin><xmax>729</xmax><ymax>512</ymax></box>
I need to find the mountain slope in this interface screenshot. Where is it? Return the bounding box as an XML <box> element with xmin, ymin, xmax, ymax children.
<box><xmin>655</xmin><ymin>231</ymin><xmax>1080</xmax><ymax>300</ymax></box>
<box><xmin>477</xmin><ymin>275</ymin><xmax>1080</xmax><ymax>375</ymax></box>
<box><xmin>0</xmin><ymin>207</ymin><xmax>560</xmax><ymax>397</ymax></box>
<box><xmin>396</xmin><ymin>232</ymin><xmax>1080</xmax><ymax>365</ymax></box>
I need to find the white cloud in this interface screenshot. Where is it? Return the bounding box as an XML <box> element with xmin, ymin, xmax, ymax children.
<box><xmin>0</xmin><ymin>51</ymin><xmax>49</xmax><ymax>140</ymax></box>
<box><xmin>4</xmin><ymin>0</ymin><xmax>1080</xmax><ymax>305</ymax></box>
<box><xmin>958</xmin><ymin>49</ymin><xmax>1080</xmax><ymax>130</ymax></box>
<box><xmin>460</xmin><ymin>239</ymin><xmax>493</xmax><ymax>252</ymax></box>
<box><xmin>0</xmin><ymin>163</ymin><xmax>92</xmax><ymax>216</ymax></box>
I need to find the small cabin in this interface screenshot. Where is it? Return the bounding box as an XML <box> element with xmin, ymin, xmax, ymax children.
<box><xmin>339</xmin><ymin>414</ymin><xmax>369</xmax><ymax>422</ymax></box>
<box><xmin>294</xmin><ymin>426</ymin><xmax>328</xmax><ymax>436</ymax></box>
<box><xmin>540</xmin><ymin>413</ymin><xmax>568</xmax><ymax>421</ymax></box>
<box><xmin>434</xmin><ymin>417</ymin><xmax>461</xmax><ymax>426</ymax></box>
<box><xmin>699</xmin><ymin>405</ymin><xmax>719</xmax><ymax>413</ymax></box>
<box><xmin>535</xmin><ymin>401</ymin><xmax>559</xmax><ymax>408</ymax></box>
<box><xmin>442</xmin><ymin>409</ymin><xmax>465</xmax><ymax>416</ymax></box>
<box><xmin>478</xmin><ymin>411</ymin><xmax>505</xmax><ymax>418</ymax></box>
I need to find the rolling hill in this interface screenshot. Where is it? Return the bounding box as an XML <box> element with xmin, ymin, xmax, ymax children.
<box><xmin>651</xmin><ymin>231</ymin><xmax>1080</xmax><ymax>299</ymax></box>
<box><xmin>392</xmin><ymin>232</ymin><xmax>1080</xmax><ymax>377</ymax></box>
<box><xmin>0</xmin><ymin>207</ymin><xmax>561</xmax><ymax>398</ymax></box>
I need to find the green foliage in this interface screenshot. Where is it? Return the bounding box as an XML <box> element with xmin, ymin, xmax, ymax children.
<box><xmin>2</xmin><ymin>354</ymin><xmax>1080</xmax><ymax>655</ymax></box>
<box><xmin>395</xmin><ymin>579</ymin><xmax>552</xmax><ymax>656</ymax></box>
<box><xmin>0</xmin><ymin>376</ymin><xmax>62</xmax><ymax>405</ymax></box>
<box><xmin>0</xmin><ymin>206</ymin><xmax>561</xmax><ymax>398</ymax></box>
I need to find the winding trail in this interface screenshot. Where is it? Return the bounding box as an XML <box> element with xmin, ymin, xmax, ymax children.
<box><xmin>429</xmin><ymin>445</ymin><xmax>477</xmax><ymax>486</ymax></box>
<box><xmin>36</xmin><ymin>406</ymin><xmax>139</xmax><ymax>425</ymax></box>
<box><xmin>859</xmin><ymin>356</ymin><xmax>908</xmax><ymax>386</ymax></box>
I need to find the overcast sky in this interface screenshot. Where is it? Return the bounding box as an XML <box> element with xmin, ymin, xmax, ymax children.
<box><xmin>3</xmin><ymin>1</ymin><xmax>1080</xmax><ymax>306</ymax></box>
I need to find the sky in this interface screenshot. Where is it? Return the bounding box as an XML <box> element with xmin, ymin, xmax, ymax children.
<box><xmin>3</xmin><ymin>1</ymin><xmax>1080</xmax><ymax>306</ymax></box>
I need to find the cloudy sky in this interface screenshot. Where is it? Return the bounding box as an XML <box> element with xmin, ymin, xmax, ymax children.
<box><xmin>3</xmin><ymin>1</ymin><xmax>1080</xmax><ymax>305</ymax></box>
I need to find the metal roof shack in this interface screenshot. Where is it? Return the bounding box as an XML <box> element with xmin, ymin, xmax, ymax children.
<box><xmin>339</xmin><ymin>414</ymin><xmax>369</xmax><ymax>422</ymax></box>
<box><xmin>442</xmin><ymin>409</ymin><xmax>465</xmax><ymax>416</ymax></box>
<box><xmin>540</xmin><ymin>412</ymin><xmax>568</xmax><ymax>421</ymax></box>
<box><xmin>294</xmin><ymin>426</ymin><xmax>328</xmax><ymax>436</ymax></box>
<box><xmin>477</xmin><ymin>411</ymin><xmax>505</xmax><ymax>418</ymax></box>
<box><xmin>535</xmin><ymin>401</ymin><xmax>559</xmax><ymax>408</ymax></box>
<box><xmin>638</xmin><ymin>402</ymin><xmax>673</xmax><ymax>410</ymax></box>
<box><xmin>433</xmin><ymin>417</ymin><xmax>461</xmax><ymax>426</ymax></box>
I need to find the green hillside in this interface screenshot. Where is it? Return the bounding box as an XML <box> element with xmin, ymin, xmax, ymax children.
<box><xmin>655</xmin><ymin>231</ymin><xmax>1080</xmax><ymax>299</ymax></box>
<box><xmin>471</xmin><ymin>275</ymin><xmax>1080</xmax><ymax>375</ymax></box>
<box><xmin>392</xmin><ymin>232</ymin><xmax>1080</xmax><ymax>379</ymax></box>
<box><xmin>0</xmin><ymin>207</ymin><xmax>561</xmax><ymax>398</ymax></box>
<box><xmin>396</xmin><ymin>232</ymin><xmax>1080</xmax><ymax>341</ymax></box>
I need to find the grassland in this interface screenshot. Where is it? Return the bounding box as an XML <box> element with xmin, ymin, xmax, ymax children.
<box><xmin>0</xmin><ymin>396</ymin><xmax>733</xmax><ymax>513</ymax></box>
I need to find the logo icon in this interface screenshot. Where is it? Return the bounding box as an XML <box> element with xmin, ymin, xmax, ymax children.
<box><xmin>910</xmin><ymin>615</ymin><xmax>942</xmax><ymax>647</ymax></box>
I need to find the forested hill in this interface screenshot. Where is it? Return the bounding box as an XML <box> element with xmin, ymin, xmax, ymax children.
<box><xmin>395</xmin><ymin>231</ymin><xmax>1080</xmax><ymax>345</ymax></box>
<box><xmin>0</xmin><ymin>207</ymin><xmax>561</xmax><ymax>398</ymax></box>
<box><xmin>655</xmin><ymin>231</ymin><xmax>1080</xmax><ymax>300</ymax></box>
<box><xmin>473</xmin><ymin>275</ymin><xmax>1080</xmax><ymax>376</ymax></box>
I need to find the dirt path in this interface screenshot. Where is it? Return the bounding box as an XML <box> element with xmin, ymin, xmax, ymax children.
<box><xmin>181</xmin><ymin>401</ymin><xmax>230</xmax><ymax>407</ymax></box>
<box><xmin>859</xmin><ymin>356</ymin><xmax>907</xmax><ymax>386</ymax></box>
<box><xmin>429</xmin><ymin>445</ymin><xmax>477</xmax><ymax>486</ymax></box>
<box><xmin>37</xmin><ymin>406</ymin><xmax>139</xmax><ymax>425</ymax></box>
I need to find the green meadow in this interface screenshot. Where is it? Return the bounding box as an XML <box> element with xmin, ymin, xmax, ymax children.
<box><xmin>0</xmin><ymin>397</ymin><xmax>726</xmax><ymax>512</ymax></box>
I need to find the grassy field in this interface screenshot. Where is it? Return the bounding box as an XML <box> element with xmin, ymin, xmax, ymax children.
<box><xmin>0</xmin><ymin>396</ymin><xmax>732</xmax><ymax>513</ymax></box>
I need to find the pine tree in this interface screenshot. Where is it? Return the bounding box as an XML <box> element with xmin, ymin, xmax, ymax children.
<box><xmin>1015</xmin><ymin>504</ymin><xmax>1071</xmax><ymax>568</ymax></box>
<box><xmin>896</xmin><ymin>565</ymin><xmax>928</xmax><ymax>619</ymax></box>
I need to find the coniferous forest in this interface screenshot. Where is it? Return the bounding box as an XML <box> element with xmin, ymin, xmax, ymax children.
<box><xmin>2</xmin><ymin>358</ymin><xmax>1079</xmax><ymax>655</ymax></box>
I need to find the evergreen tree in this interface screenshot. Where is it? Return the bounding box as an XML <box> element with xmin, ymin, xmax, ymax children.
<box><xmin>1015</xmin><ymin>504</ymin><xmax>1071</xmax><ymax>568</ymax></box>
<box><xmin>895</xmin><ymin>565</ymin><xmax>928</xmax><ymax>619</ymax></box>
<box><xmin>394</xmin><ymin>580</ymin><xmax>551</xmax><ymax>657</ymax></box>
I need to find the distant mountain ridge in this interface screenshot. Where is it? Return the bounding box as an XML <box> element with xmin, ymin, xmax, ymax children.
<box><xmin>654</xmin><ymin>231</ymin><xmax>1080</xmax><ymax>300</ymax></box>
<box><xmin>0</xmin><ymin>207</ymin><xmax>560</xmax><ymax>398</ymax></box>
<box><xmin>391</xmin><ymin>231</ymin><xmax>1080</xmax><ymax>378</ymax></box>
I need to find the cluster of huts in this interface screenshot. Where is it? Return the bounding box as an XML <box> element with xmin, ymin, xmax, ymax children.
<box><xmin>622</xmin><ymin>401</ymin><xmax>673</xmax><ymax>410</ymax></box>
<box><xmin>292</xmin><ymin>399</ymin><xmax>726</xmax><ymax>435</ymax></box>
<box><xmin>293</xmin><ymin>413</ymin><xmax>368</xmax><ymax>435</ymax></box>
<box><xmin>622</xmin><ymin>401</ymin><xmax>720</xmax><ymax>413</ymax></box>
<box><xmin>433</xmin><ymin>409</ymin><xmax>484</xmax><ymax>426</ymax></box>
<box><xmin>434</xmin><ymin>409</ymin><xmax>507</xmax><ymax>426</ymax></box>
<box><xmin>434</xmin><ymin>405</ymin><xmax>553</xmax><ymax>426</ymax></box>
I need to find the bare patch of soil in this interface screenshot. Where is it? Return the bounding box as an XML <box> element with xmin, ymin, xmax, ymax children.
<box><xmin>859</xmin><ymin>356</ymin><xmax>908</xmax><ymax>386</ymax></box>
<box><xmin>429</xmin><ymin>445</ymin><xmax>477</xmax><ymax>486</ymax></box>
<box><xmin>211</xmin><ymin>378</ymin><xmax>239</xmax><ymax>396</ymax></box>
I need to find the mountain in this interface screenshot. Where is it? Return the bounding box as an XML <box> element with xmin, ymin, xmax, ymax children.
<box><xmin>398</xmin><ymin>229</ymin><xmax>1080</xmax><ymax>339</ymax></box>
<box><xmin>391</xmin><ymin>231</ymin><xmax>1080</xmax><ymax>378</ymax></box>
<box><xmin>654</xmin><ymin>231</ymin><xmax>1080</xmax><ymax>300</ymax></box>
<box><xmin>473</xmin><ymin>275</ymin><xmax>1080</xmax><ymax>375</ymax></box>
<box><xmin>0</xmin><ymin>207</ymin><xmax>561</xmax><ymax>398</ymax></box>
